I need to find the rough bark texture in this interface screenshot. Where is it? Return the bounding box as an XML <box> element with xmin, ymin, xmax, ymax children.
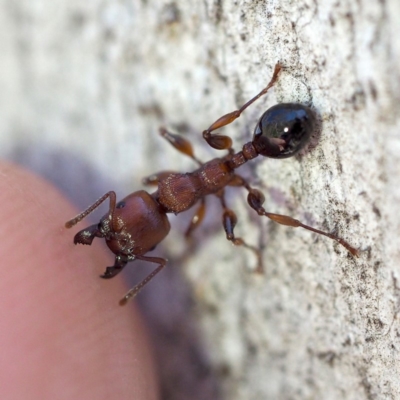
<box><xmin>1</xmin><ymin>1</ymin><xmax>400</xmax><ymax>399</ymax></box>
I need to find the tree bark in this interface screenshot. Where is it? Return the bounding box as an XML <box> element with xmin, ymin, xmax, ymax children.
<box><xmin>1</xmin><ymin>1</ymin><xmax>399</xmax><ymax>399</ymax></box>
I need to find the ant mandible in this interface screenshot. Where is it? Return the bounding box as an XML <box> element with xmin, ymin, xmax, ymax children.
<box><xmin>65</xmin><ymin>64</ymin><xmax>359</xmax><ymax>305</ymax></box>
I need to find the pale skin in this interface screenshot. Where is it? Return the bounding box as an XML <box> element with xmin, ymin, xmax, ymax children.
<box><xmin>0</xmin><ymin>161</ymin><xmax>158</xmax><ymax>400</ymax></box>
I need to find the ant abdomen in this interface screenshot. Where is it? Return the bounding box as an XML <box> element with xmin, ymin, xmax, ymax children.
<box><xmin>253</xmin><ymin>103</ymin><xmax>316</xmax><ymax>158</ymax></box>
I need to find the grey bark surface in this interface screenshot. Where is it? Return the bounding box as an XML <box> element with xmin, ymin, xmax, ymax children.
<box><xmin>1</xmin><ymin>1</ymin><xmax>400</xmax><ymax>399</ymax></box>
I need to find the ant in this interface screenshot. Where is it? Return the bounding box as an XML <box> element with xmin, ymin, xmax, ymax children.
<box><xmin>65</xmin><ymin>64</ymin><xmax>359</xmax><ymax>305</ymax></box>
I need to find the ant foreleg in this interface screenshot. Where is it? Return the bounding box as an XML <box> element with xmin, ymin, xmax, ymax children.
<box><xmin>65</xmin><ymin>191</ymin><xmax>117</xmax><ymax>229</ymax></box>
<box><xmin>159</xmin><ymin>127</ymin><xmax>203</xmax><ymax>166</ymax></box>
<box><xmin>246</xmin><ymin>187</ymin><xmax>359</xmax><ymax>257</ymax></box>
<box><xmin>203</xmin><ymin>63</ymin><xmax>282</xmax><ymax>150</ymax></box>
<box><xmin>185</xmin><ymin>198</ymin><xmax>206</xmax><ymax>237</ymax></box>
<box><xmin>218</xmin><ymin>191</ymin><xmax>264</xmax><ymax>273</ymax></box>
<box><xmin>119</xmin><ymin>255</ymin><xmax>167</xmax><ymax>306</ymax></box>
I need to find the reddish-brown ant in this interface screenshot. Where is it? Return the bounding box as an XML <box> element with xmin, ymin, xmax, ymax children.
<box><xmin>66</xmin><ymin>64</ymin><xmax>359</xmax><ymax>305</ymax></box>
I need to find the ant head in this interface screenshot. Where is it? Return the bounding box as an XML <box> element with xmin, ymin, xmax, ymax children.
<box><xmin>104</xmin><ymin>191</ymin><xmax>171</xmax><ymax>257</ymax></box>
<box><xmin>252</xmin><ymin>103</ymin><xmax>317</xmax><ymax>159</ymax></box>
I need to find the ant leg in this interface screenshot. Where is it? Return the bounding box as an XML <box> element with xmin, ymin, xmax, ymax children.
<box><xmin>142</xmin><ymin>127</ymin><xmax>203</xmax><ymax>185</ymax></box>
<box><xmin>203</xmin><ymin>63</ymin><xmax>282</xmax><ymax>150</ymax></box>
<box><xmin>185</xmin><ymin>198</ymin><xmax>206</xmax><ymax>237</ymax></box>
<box><xmin>159</xmin><ymin>127</ymin><xmax>203</xmax><ymax>166</ymax></box>
<box><xmin>142</xmin><ymin>126</ymin><xmax>205</xmax><ymax>185</ymax></box>
<box><xmin>244</xmin><ymin>186</ymin><xmax>359</xmax><ymax>257</ymax></box>
<box><xmin>119</xmin><ymin>255</ymin><xmax>167</xmax><ymax>305</ymax></box>
<box><xmin>218</xmin><ymin>191</ymin><xmax>264</xmax><ymax>273</ymax></box>
<box><xmin>65</xmin><ymin>191</ymin><xmax>117</xmax><ymax>229</ymax></box>
<box><xmin>142</xmin><ymin>171</ymin><xmax>177</xmax><ymax>186</ymax></box>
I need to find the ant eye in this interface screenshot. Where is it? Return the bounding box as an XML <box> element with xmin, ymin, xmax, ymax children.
<box><xmin>253</xmin><ymin>103</ymin><xmax>317</xmax><ymax>158</ymax></box>
<box><xmin>116</xmin><ymin>201</ymin><xmax>126</xmax><ymax>209</ymax></box>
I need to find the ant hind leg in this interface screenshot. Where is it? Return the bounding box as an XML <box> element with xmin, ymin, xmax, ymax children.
<box><xmin>244</xmin><ymin>185</ymin><xmax>359</xmax><ymax>257</ymax></box>
<box><xmin>217</xmin><ymin>190</ymin><xmax>264</xmax><ymax>273</ymax></box>
<box><xmin>203</xmin><ymin>63</ymin><xmax>282</xmax><ymax>150</ymax></box>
